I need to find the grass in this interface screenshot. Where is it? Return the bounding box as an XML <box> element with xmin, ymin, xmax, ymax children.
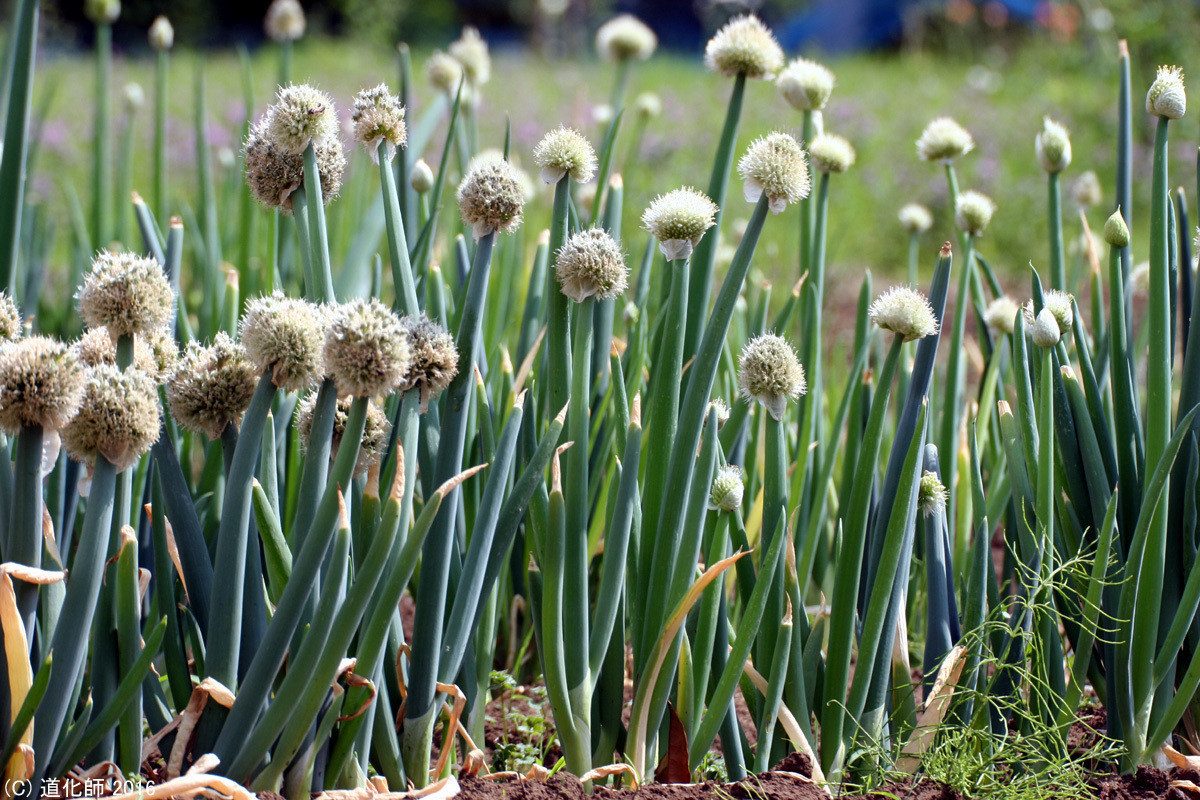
<box><xmin>27</xmin><ymin>31</ymin><xmax>1181</xmax><ymax>295</ymax></box>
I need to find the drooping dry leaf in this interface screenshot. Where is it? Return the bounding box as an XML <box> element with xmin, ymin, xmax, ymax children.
<box><xmin>654</xmin><ymin>703</ymin><xmax>691</xmax><ymax>784</ymax></box>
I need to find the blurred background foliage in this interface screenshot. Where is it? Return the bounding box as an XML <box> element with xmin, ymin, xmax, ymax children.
<box><xmin>15</xmin><ymin>0</ymin><xmax>1200</xmax><ymax>294</ymax></box>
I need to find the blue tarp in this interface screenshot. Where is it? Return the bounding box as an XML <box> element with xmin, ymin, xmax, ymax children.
<box><xmin>776</xmin><ymin>0</ymin><xmax>1041</xmax><ymax>54</ymax></box>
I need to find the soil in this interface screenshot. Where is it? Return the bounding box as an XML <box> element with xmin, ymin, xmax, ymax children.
<box><xmin>451</xmin><ymin>747</ymin><xmax>1200</xmax><ymax>800</ymax></box>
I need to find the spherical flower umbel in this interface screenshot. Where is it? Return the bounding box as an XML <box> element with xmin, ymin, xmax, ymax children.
<box><xmin>427</xmin><ymin>51</ymin><xmax>468</xmax><ymax>99</ymax></box>
<box><xmin>776</xmin><ymin>57</ymin><xmax>835</xmax><ymax>111</ymax></box>
<box><xmin>916</xmin><ymin>117</ymin><xmax>975</xmax><ymax>163</ymax></box>
<box><xmin>634</xmin><ymin>92</ymin><xmax>662</xmax><ymax>119</ymax></box>
<box><xmin>469</xmin><ymin>148</ymin><xmax>535</xmax><ymax>200</ymax></box>
<box><xmin>642</xmin><ymin>187</ymin><xmax>719</xmax><ymax>260</ymax></box>
<box><xmin>919</xmin><ymin>471</ymin><xmax>948</xmax><ymax>517</ymax></box>
<box><xmin>533</xmin><ymin>127</ymin><xmax>597</xmax><ymax>185</ymax></box>
<box><xmin>457</xmin><ymin>156</ymin><xmax>526</xmax><ymax>240</ymax></box>
<box><xmin>148</xmin><ymin>16</ymin><xmax>174</xmax><ymax>51</ymax></box>
<box><xmin>808</xmin><ymin>132</ymin><xmax>856</xmax><ymax>174</ymax></box>
<box><xmin>324</xmin><ymin>299</ymin><xmax>411</xmax><ymax>399</ymax></box>
<box><xmin>449</xmin><ymin>27</ymin><xmax>491</xmax><ymax>87</ymax></box>
<box><xmin>1073</xmin><ymin>171</ymin><xmax>1103</xmax><ymax>210</ymax></box>
<box><xmin>73</xmin><ymin>327</ymin><xmax>178</xmax><ymax>383</ymax></box>
<box><xmin>555</xmin><ymin>228</ymin><xmax>628</xmax><ymax>303</ymax></box>
<box><xmin>898</xmin><ymin>203</ymin><xmax>933</xmax><ymax>235</ymax></box>
<box><xmin>1030</xmin><ymin>307</ymin><xmax>1062</xmax><ymax>348</ymax></box>
<box><xmin>61</xmin><ymin>364</ymin><xmax>160</xmax><ymax>471</ymax></box>
<box><xmin>77</xmin><ymin>251</ymin><xmax>174</xmax><ymax>339</ymax></box>
<box><xmin>244</xmin><ymin>118</ymin><xmax>345</xmax><ymax>213</ymax></box>
<box><xmin>868</xmin><ymin>286</ymin><xmax>938</xmax><ymax>341</ymax></box>
<box><xmin>738</xmin><ymin>132</ymin><xmax>810</xmax><ymax>215</ymax></box>
<box><xmin>1129</xmin><ymin>262</ymin><xmax>1151</xmax><ymax>296</ymax></box>
<box><xmin>709</xmin><ymin>464</ymin><xmax>745</xmax><ymax>512</ymax></box>
<box><xmin>596</xmin><ymin>14</ymin><xmax>657</xmax><ymax>62</ymax></box>
<box><xmin>0</xmin><ymin>292</ymin><xmax>21</xmax><ymax>342</ymax></box>
<box><xmin>737</xmin><ymin>333</ymin><xmax>806</xmax><ymax>421</ymax></box>
<box><xmin>351</xmin><ymin>84</ymin><xmax>407</xmax><ymax>164</ymax></box>
<box><xmin>955</xmin><ymin>190</ymin><xmax>996</xmax><ymax>236</ymax></box>
<box><xmin>264</xmin><ymin>0</ymin><xmax>306</xmax><ymax>43</ymax></box>
<box><xmin>704</xmin><ymin>15</ymin><xmax>784</xmax><ymax>80</ymax></box>
<box><xmin>706</xmin><ymin>398</ymin><xmax>731</xmax><ymax>429</ymax></box>
<box><xmin>297</xmin><ymin>394</ymin><xmax>391</xmax><ymax>477</ymax></box>
<box><xmin>264</xmin><ymin>84</ymin><xmax>339</xmax><ymax>156</ymax></box>
<box><xmin>124</xmin><ymin>82</ymin><xmax>145</xmax><ymax>112</ymax></box>
<box><xmin>1147</xmin><ymin>65</ymin><xmax>1186</xmax><ymax>119</ymax></box>
<box><xmin>399</xmin><ymin>314</ymin><xmax>459</xmax><ymax>412</ymax></box>
<box><xmin>0</xmin><ymin>337</ymin><xmax>85</xmax><ymax>433</ymax></box>
<box><xmin>85</xmin><ymin>0</ymin><xmax>120</xmax><ymax>24</ymax></box>
<box><xmin>1035</xmin><ymin>117</ymin><xmax>1072</xmax><ymax>173</ymax></box>
<box><xmin>410</xmin><ymin>159</ymin><xmax>435</xmax><ymax>193</ymax></box>
<box><xmin>983</xmin><ymin>295</ymin><xmax>1022</xmax><ymax>337</ymax></box>
<box><xmin>239</xmin><ymin>292</ymin><xmax>326</xmax><ymax>392</ymax></box>
<box><xmin>166</xmin><ymin>333</ymin><xmax>259</xmax><ymax>440</ymax></box>
<box><xmin>1104</xmin><ymin>209</ymin><xmax>1130</xmax><ymax>248</ymax></box>
<box><xmin>1041</xmin><ymin>289</ymin><xmax>1075</xmax><ymax>333</ymax></box>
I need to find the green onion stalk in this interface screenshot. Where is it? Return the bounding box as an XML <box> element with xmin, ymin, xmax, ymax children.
<box><xmin>30</xmin><ymin>457</ymin><xmax>118</xmax><ymax>787</ymax></box>
<box><xmin>820</xmin><ymin>332</ymin><xmax>905</xmax><ymax>773</ymax></box>
<box><xmin>682</xmin><ymin>73</ymin><xmax>745</xmax><ymax>361</ymax></box>
<box><xmin>378</xmin><ymin>140</ymin><xmax>420</xmax><ymax>316</ymax></box>
<box><xmin>825</xmin><ymin>243</ymin><xmax>953</xmax><ymax>777</ymax></box>
<box><xmin>212</xmin><ymin>397</ymin><xmax>372</xmax><ymax>772</ymax></box>
<box><xmin>637</xmin><ymin>193</ymin><xmax>769</xmax><ymax>666</ymax></box>
<box><xmin>798</xmin><ymin>109</ymin><xmax>817</xmax><ymax>278</ymax></box>
<box><xmin>847</xmin><ymin>407</ymin><xmax>929</xmax><ymax>772</ymax></box>
<box><xmin>9</xmin><ymin>423</ymin><xmax>45</xmax><ymax>634</ymax></box>
<box><xmin>540</xmin><ymin>453</ymin><xmax>594</xmax><ymax>778</ymax></box>
<box><xmin>545</xmin><ymin>176</ymin><xmax>573</xmax><ymax>422</ymax></box>
<box><xmin>561</xmin><ymin>294</ymin><xmax>599</xmax><ymax>771</ymax></box>
<box><xmin>203</xmin><ymin>369</ymin><xmax>278</xmax><ymax>688</ymax></box>
<box><xmin>402</xmin><ymin>232</ymin><xmax>498</xmax><ymax>786</ymax></box>
<box><xmin>1128</xmin><ymin>91</ymin><xmax>1177</xmax><ymax>765</ymax></box>
<box><xmin>634</xmin><ymin>250</ymin><xmax>691</xmax><ymax>662</ymax></box>
<box><xmin>906</xmin><ymin>228</ymin><xmax>922</xmax><ymax>286</ymax></box>
<box><xmin>244</xmin><ymin>474</ymin><xmax>405</xmax><ymax>793</ymax></box>
<box><xmin>0</xmin><ymin>0</ymin><xmax>39</xmax><ymax>295</ymax></box>
<box><xmin>153</xmin><ymin>34</ymin><xmax>170</xmax><ymax>222</ymax></box>
<box><xmin>115</xmin><ymin>94</ymin><xmax>139</xmax><ymax>246</ymax></box>
<box><xmin>92</xmin><ymin>20</ymin><xmax>113</xmax><ymax>247</ymax></box>
<box><xmin>195</xmin><ymin>67</ymin><xmax>224</xmax><ymax>331</ymax></box>
<box><xmin>1048</xmin><ymin>171</ymin><xmax>1066</xmax><ymax>290</ymax></box>
<box><xmin>937</xmin><ymin>229</ymin><xmax>976</xmax><ymax>529</ymax></box>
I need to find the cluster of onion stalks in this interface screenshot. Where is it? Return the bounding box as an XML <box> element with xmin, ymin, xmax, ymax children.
<box><xmin>0</xmin><ymin>1</ymin><xmax>1198</xmax><ymax>798</ymax></box>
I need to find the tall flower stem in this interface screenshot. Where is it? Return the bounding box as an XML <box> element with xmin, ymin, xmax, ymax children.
<box><xmin>565</xmin><ymin>296</ymin><xmax>595</xmax><ymax>717</ymax></box>
<box><xmin>402</xmin><ymin>232</ymin><xmax>496</xmax><ymax>786</ymax></box>
<box><xmin>213</xmin><ymin>397</ymin><xmax>369</xmax><ymax>769</ymax></box>
<box><xmin>635</xmin><ymin>255</ymin><xmax>689</xmax><ymax>662</ymax></box>
<box><xmin>937</xmin><ymin>232</ymin><xmax>974</xmax><ymax>525</ymax></box>
<box><xmin>92</xmin><ymin>22</ymin><xmax>112</xmax><ymax>247</ymax></box>
<box><xmin>820</xmin><ymin>334</ymin><xmax>904</xmax><ymax>774</ymax></box>
<box><xmin>1048</xmin><ymin>171</ymin><xmax>1066</xmax><ymax>290</ymax></box>
<box><xmin>798</xmin><ymin>109</ymin><xmax>816</xmax><ymax>276</ymax></box>
<box><xmin>1131</xmin><ymin>114</ymin><xmax>1172</xmax><ymax>760</ymax></box>
<box><xmin>31</xmin><ymin>458</ymin><xmax>117</xmax><ymax>785</ymax></box>
<box><xmin>154</xmin><ymin>46</ymin><xmax>169</xmax><ymax>222</ymax></box>
<box><xmin>0</xmin><ymin>0</ymin><xmax>39</xmax><ymax>294</ymax></box>
<box><xmin>379</xmin><ymin>146</ymin><xmax>419</xmax><ymax>315</ymax></box>
<box><xmin>682</xmin><ymin>73</ymin><xmax>745</xmax><ymax>360</ymax></box>
<box><xmin>906</xmin><ymin>232</ymin><xmax>920</xmax><ymax>286</ymax></box>
<box><xmin>10</xmin><ymin>423</ymin><xmax>43</xmax><ymax>635</ymax></box>
<box><xmin>545</xmin><ymin>178</ymin><xmax>573</xmax><ymax>420</ymax></box>
<box><xmin>204</xmin><ymin>370</ymin><xmax>277</xmax><ymax>688</ymax></box>
<box><xmin>303</xmin><ymin>143</ymin><xmax>336</xmax><ymax>303</ymax></box>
